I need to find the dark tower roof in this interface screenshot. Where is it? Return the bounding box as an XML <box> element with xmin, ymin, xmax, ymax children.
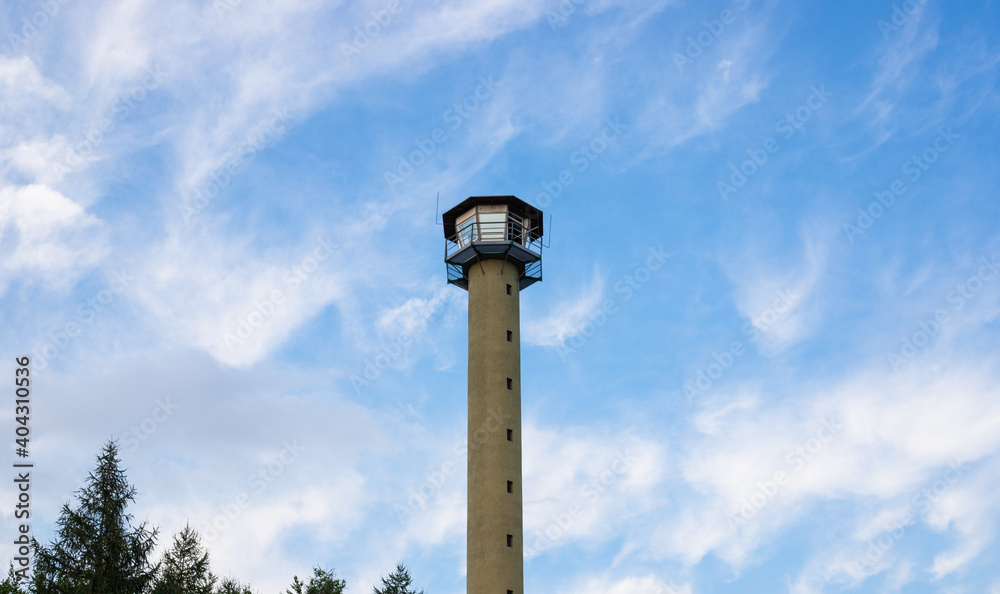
<box><xmin>442</xmin><ymin>195</ymin><xmax>544</xmax><ymax>241</ymax></box>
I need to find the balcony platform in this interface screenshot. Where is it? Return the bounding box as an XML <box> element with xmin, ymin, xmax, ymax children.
<box><xmin>445</xmin><ymin>240</ymin><xmax>542</xmax><ymax>291</ymax></box>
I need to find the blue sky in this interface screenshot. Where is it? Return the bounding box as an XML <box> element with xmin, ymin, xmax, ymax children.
<box><xmin>2</xmin><ymin>0</ymin><xmax>1000</xmax><ymax>592</ymax></box>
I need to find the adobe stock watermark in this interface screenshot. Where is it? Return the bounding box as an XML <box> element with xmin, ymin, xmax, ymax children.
<box><xmin>533</xmin><ymin>117</ymin><xmax>626</xmax><ymax>209</ymax></box>
<box><xmin>877</xmin><ymin>0</ymin><xmax>929</xmax><ymax>40</ymax></box>
<box><xmin>120</xmin><ymin>398</ymin><xmax>179</xmax><ymax>452</ymax></box>
<box><xmin>843</xmin><ymin>127</ymin><xmax>959</xmax><ymax>243</ymax></box>
<box><xmin>672</xmin><ymin>0</ymin><xmax>751</xmax><ymax>73</ymax></box>
<box><xmin>51</xmin><ymin>66</ymin><xmax>168</xmax><ymax>180</ymax></box>
<box><xmin>556</xmin><ymin>246</ymin><xmax>669</xmax><ymax>361</ymax></box>
<box><xmin>223</xmin><ymin>236</ymin><xmax>337</xmax><ymax>351</ymax></box>
<box><xmin>545</xmin><ymin>0</ymin><xmax>588</xmax><ymax>29</ymax></box>
<box><xmin>852</xmin><ymin>461</ymin><xmax>965</xmax><ymax>573</ymax></box>
<box><xmin>5</xmin><ymin>0</ymin><xmax>73</xmax><ymax>50</ymax></box>
<box><xmin>524</xmin><ymin>449</ymin><xmax>634</xmax><ymax>557</ymax></box>
<box><xmin>393</xmin><ymin>408</ymin><xmax>511</xmax><ymax>523</ymax></box>
<box><xmin>181</xmin><ymin>108</ymin><xmax>292</xmax><ymax>222</ymax></box>
<box><xmin>683</xmin><ymin>289</ymin><xmax>798</xmax><ymax>404</ymax></box>
<box><xmin>339</xmin><ymin>0</ymin><xmax>413</xmax><ymax>57</ymax></box>
<box><xmin>211</xmin><ymin>0</ymin><xmax>247</xmax><ymax>18</ymax></box>
<box><xmin>32</xmin><ymin>269</ymin><xmax>132</xmax><ymax>371</ymax></box>
<box><xmin>352</xmin><ymin>289</ymin><xmax>457</xmax><ymax>393</ymax></box>
<box><xmin>654</xmin><ymin>579</ymin><xmax>687</xmax><ymax>594</ymax></box>
<box><xmin>384</xmin><ymin>75</ymin><xmax>501</xmax><ymax>191</ymax></box>
<box><xmin>728</xmin><ymin>417</ymin><xmax>842</xmax><ymax>533</ymax></box>
<box><xmin>203</xmin><ymin>440</ymin><xmax>306</xmax><ymax>543</ymax></box>
<box><xmin>887</xmin><ymin>255</ymin><xmax>997</xmax><ymax>370</ymax></box>
<box><xmin>716</xmin><ymin>85</ymin><xmax>832</xmax><ymax>200</ymax></box>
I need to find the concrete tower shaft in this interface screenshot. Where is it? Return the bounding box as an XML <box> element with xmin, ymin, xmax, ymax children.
<box><xmin>467</xmin><ymin>258</ymin><xmax>523</xmax><ymax>594</ymax></box>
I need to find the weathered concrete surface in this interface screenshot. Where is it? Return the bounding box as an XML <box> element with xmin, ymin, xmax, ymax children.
<box><xmin>467</xmin><ymin>258</ymin><xmax>523</xmax><ymax>594</ymax></box>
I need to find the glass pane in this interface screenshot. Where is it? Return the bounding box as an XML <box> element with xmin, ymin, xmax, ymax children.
<box><xmin>478</xmin><ymin>212</ymin><xmax>505</xmax><ymax>241</ymax></box>
<box><xmin>459</xmin><ymin>218</ymin><xmax>476</xmax><ymax>245</ymax></box>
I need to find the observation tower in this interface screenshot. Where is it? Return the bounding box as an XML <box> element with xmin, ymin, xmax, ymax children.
<box><xmin>442</xmin><ymin>195</ymin><xmax>544</xmax><ymax>594</ymax></box>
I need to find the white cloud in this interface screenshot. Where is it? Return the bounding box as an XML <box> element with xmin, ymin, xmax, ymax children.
<box><xmin>131</xmin><ymin>231</ymin><xmax>346</xmax><ymax>367</ymax></box>
<box><xmin>376</xmin><ymin>285</ymin><xmax>458</xmax><ymax>339</ymax></box>
<box><xmin>648</xmin><ymin>357</ymin><xmax>1000</xmax><ymax>584</ymax></box>
<box><xmin>726</xmin><ymin>231</ymin><xmax>828</xmax><ymax>357</ymax></box>
<box><xmin>635</xmin><ymin>8</ymin><xmax>776</xmax><ymax>154</ymax></box>
<box><xmin>0</xmin><ymin>55</ymin><xmax>70</xmax><ymax>114</ymax></box>
<box><xmin>926</xmin><ymin>460</ymin><xmax>1000</xmax><ymax>579</ymax></box>
<box><xmin>0</xmin><ymin>184</ymin><xmax>107</xmax><ymax>293</ymax></box>
<box><xmin>193</xmin><ymin>476</ymin><xmax>369</xmax><ymax>594</ymax></box>
<box><xmin>562</xmin><ymin>573</ymin><xmax>691</xmax><ymax>594</ymax></box>
<box><xmin>785</xmin><ymin>456</ymin><xmax>999</xmax><ymax>592</ymax></box>
<box><xmin>853</xmin><ymin>4</ymin><xmax>939</xmax><ymax>150</ymax></box>
<box><xmin>522</xmin><ymin>420</ymin><xmax>666</xmax><ymax>558</ymax></box>
<box><xmin>523</xmin><ymin>265</ymin><xmax>605</xmax><ymax>347</ymax></box>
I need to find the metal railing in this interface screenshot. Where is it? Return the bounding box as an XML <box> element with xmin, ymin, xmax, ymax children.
<box><xmin>445</xmin><ymin>219</ymin><xmax>542</xmax><ymax>260</ymax></box>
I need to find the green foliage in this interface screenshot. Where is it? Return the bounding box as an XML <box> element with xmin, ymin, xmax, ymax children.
<box><xmin>32</xmin><ymin>440</ymin><xmax>159</xmax><ymax>594</ymax></box>
<box><xmin>285</xmin><ymin>567</ymin><xmax>346</xmax><ymax>594</ymax></box>
<box><xmin>0</xmin><ymin>564</ymin><xmax>29</xmax><ymax>594</ymax></box>
<box><xmin>152</xmin><ymin>524</ymin><xmax>216</xmax><ymax>594</ymax></box>
<box><xmin>0</xmin><ymin>561</ymin><xmax>45</xmax><ymax>594</ymax></box>
<box><xmin>214</xmin><ymin>576</ymin><xmax>257</xmax><ymax>594</ymax></box>
<box><xmin>373</xmin><ymin>563</ymin><xmax>423</xmax><ymax>594</ymax></box>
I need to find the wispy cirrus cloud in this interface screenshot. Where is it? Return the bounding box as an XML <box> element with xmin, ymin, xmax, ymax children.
<box><xmin>523</xmin><ymin>265</ymin><xmax>605</xmax><ymax>347</ymax></box>
<box><xmin>643</xmin><ymin>355</ymin><xmax>1000</xmax><ymax>583</ymax></box>
<box><xmin>634</xmin><ymin>3</ymin><xmax>780</xmax><ymax>155</ymax></box>
<box><xmin>724</xmin><ymin>228</ymin><xmax>830</xmax><ymax>357</ymax></box>
<box><xmin>852</xmin><ymin>3</ymin><xmax>940</xmax><ymax>151</ymax></box>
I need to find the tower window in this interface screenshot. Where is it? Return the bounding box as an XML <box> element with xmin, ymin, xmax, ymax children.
<box><xmin>507</xmin><ymin>480</ymin><xmax>513</xmax><ymax>493</ymax></box>
<box><xmin>508</xmin><ymin>591</ymin><xmax>514</xmax><ymax>594</ymax></box>
<box><xmin>506</xmin><ymin>378</ymin><xmax>512</xmax><ymax>390</ymax></box>
<box><xmin>506</xmin><ymin>284</ymin><xmax>512</xmax><ymax>295</ymax></box>
<box><xmin>507</xmin><ymin>429</ymin><xmax>513</xmax><ymax>441</ymax></box>
<box><xmin>506</xmin><ymin>534</ymin><xmax>513</xmax><ymax>547</ymax></box>
<box><xmin>507</xmin><ymin>330</ymin><xmax>512</xmax><ymax>342</ymax></box>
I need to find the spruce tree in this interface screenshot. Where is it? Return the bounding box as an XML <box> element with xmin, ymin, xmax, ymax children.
<box><xmin>373</xmin><ymin>563</ymin><xmax>423</xmax><ymax>594</ymax></box>
<box><xmin>152</xmin><ymin>524</ymin><xmax>216</xmax><ymax>594</ymax></box>
<box><xmin>0</xmin><ymin>561</ymin><xmax>44</xmax><ymax>594</ymax></box>
<box><xmin>214</xmin><ymin>577</ymin><xmax>256</xmax><ymax>594</ymax></box>
<box><xmin>32</xmin><ymin>440</ymin><xmax>159</xmax><ymax>594</ymax></box>
<box><xmin>0</xmin><ymin>564</ymin><xmax>29</xmax><ymax>594</ymax></box>
<box><xmin>285</xmin><ymin>567</ymin><xmax>346</xmax><ymax>594</ymax></box>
